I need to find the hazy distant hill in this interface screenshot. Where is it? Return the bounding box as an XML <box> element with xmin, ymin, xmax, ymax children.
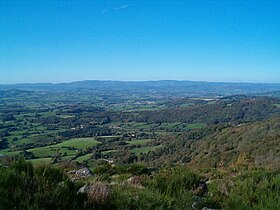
<box><xmin>0</xmin><ymin>80</ymin><xmax>280</xmax><ymax>97</ymax></box>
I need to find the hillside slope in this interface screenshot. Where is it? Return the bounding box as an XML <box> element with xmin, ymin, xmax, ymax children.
<box><xmin>146</xmin><ymin>116</ymin><xmax>280</xmax><ymax>169</ymax></box>
<box><xmin>134</xmin><ymin>97</ymin><xmax>280</xmax><ymax>124</ymax></box>
<box><xmin>190</xmin><ymin>116</ymin><xmax>280</xmax><ymax>169</ymax></box>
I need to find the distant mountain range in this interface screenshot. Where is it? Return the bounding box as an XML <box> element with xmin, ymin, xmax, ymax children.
<box><xmin>0</xmin><ymin>80</ymin><xmax>280</xmax><ymax>97</ymax></box>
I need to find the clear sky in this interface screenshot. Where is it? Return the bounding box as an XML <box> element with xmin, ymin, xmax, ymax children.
<box><xmin>0</xmin><ymin>0</ymin><xmax>279</xmax><ymax>84</ymax></box>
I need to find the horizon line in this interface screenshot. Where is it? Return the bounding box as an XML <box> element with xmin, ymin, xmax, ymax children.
<box><xmin>0</xmin><ymin>79</ymin><xmax>280</xmax><ymax>85</ymax></box>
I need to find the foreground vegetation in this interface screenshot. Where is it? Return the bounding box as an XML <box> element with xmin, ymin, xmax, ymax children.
<box><xmin>1</xmin><ymin>159</ymin><xmax>280</xmax><ymax>209</ymax></box>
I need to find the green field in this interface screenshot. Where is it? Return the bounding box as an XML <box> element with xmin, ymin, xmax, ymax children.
<box><xmin>74</xmin><ymin>153</ymin><xmax>93</xmax><ymax>163</ymax></box>
<box><xmin>102</xmin><ymin>150</ymin><xmax>118</xmax><ymax>154</ymax></box>
<box><xmin>54</xmin><ymin>138</ymin><xmax>100</xmax><ymax>150</ymax></box>
<box><xmin>186</xmin><ymin>123</ymin><xmax>205</xmax><ymax>129</ymax></box>
<box><xmin>273</xmin><ymin>104</ymin><xmax>280</xmax><ymax>108</ymax></box>
<box><xmin>27</xmin><ymin>138</ymin><xmax>100</xmax><ymax>158</ymax></box>
<box><xmin>29</xmin><ymin>157</ymin><xmax>52</xmax><ymax>164</ymax></box>
<box><xmin>0</xmin><ymin>150</ymin><xmax>21</xmax><ymax>157</ymax></box>
<box><xmin>207</xmin><ymin>100</ymin><xmax>217</xmax><ymax>105</ymax></box>
<box><xmin>28</xmin><ymin>146</ymin><xmax>77</xmax><ymax>158</ymax></box>
<box><xmin>126</xmin><ymin>139</ymin><xmax>153</xmax><ymax>145</ymax></box>
<box><xmin>122</xmin><ymin>122</ymin><xmax>157</xmax><ymax>130</ymax></box>
<box><xmin>1</xmin><ymin>138</ymin><xmax>100</xmax><ymax>159</ymax></box>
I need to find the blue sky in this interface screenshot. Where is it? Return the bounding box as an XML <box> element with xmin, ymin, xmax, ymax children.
<box><xmin>0</xmin><ymin>0</ymin><xmax>279</xmax><ymax>84</ymax></box>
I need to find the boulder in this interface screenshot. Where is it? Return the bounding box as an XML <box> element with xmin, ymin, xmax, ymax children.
<box><xmin>78</xmin><ymin>182</ymin><xmax>110</xmax><ymax>207</ymax></box>
<box><xmin>77</xmin><ymin>184</ymin><xmax>89</xmax><ymax>194</ymax></box>
<box><xmin>125</xmin><ymin>176</ymin><xmax>144</xmax><ymax>189</ymax></box>
<box><xmin>75</xmin><ymin>167</ymin><xmax>93</xmax><ymax>177</ymax></box>
<box><xmin>193</xmin><ymin>181</ymin><xmax>208</xmax><ymax>196</ymax></box>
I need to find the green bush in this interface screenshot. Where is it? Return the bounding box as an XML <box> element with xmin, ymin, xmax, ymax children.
<box><xmin>111</xmin><ymin>185</ymin><xmax>173</xmax><ymax>210</ymax></box>
<box><xmin>2</xmin><ymin>160</ymin><xmax>280</xmax><ymax>210</ymax></box>
<box><xmin>0</xmin><ymin>159</ymin><xmax>86</xmax><ymax>210</ymax></box>
<box><xmin>150</xmin><ymin>167</ymin><xmax>200</xmax><ymax>196</ymax></box>
<box><xmin>212</xmin><ymin>169</ymin><xmax>280</xmax><ymax>210</ymax></box>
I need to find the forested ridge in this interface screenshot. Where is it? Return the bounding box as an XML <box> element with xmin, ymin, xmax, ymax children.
<box><xmin>144</xmin><ymin>116</ymin><xmax>280</xmax><ymax>169</ymax></box>
<box><xmin>131</xmin><ymin>97</ymin><xmax>280</xmax><ymax>124</ymax></box>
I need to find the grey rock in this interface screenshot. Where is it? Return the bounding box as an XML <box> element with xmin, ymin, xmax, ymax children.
<box><xmin>77</xmin><ymin>184</ymin><xmax>90</xmax><ymax>194</ymax></box>
<box><xmin>77</xmin><ymin>182</ymin><xmax>110</xmax><ymax>205</ymax></box>
<box><xmin>191</xmin><ymin>201</ymin><xmax>198</xmax><ymax>209</ymax></box>
<box><xmin>75</xmin><ymin>167</ymin><xmax>93</xmax><ymax>177</ymax></box>
<box><xmin>125</xmin><ymin>176</ymin><xmax>144</xmax><ymax>189</ymax></box>
<box><xmin>67</xmin><ymin>170</ymin><xmax>77</xmax><ymax>174</ymax></box>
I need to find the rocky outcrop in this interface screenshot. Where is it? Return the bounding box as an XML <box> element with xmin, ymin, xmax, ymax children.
<box><xmin>78</xmin><ymin>182</ymin><xmax>111</xmax><ymax>207</ymax></box>
<box><xmin>124</xmin><ymin>176</ymin><xmax>144</xmax><ymax>189</ymax></box>
<box><xmin>67</xmin><ymin>167</ymin><xmax>93</xmax><ymax>180</ymax></box>
<box><xmin>75</xmin><ymin>167</ymin><xmax>93</xmax><ymax>177</ymax></box>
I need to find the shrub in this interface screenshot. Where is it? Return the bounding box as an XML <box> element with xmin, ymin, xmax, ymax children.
<box><xmin>0</xmin><ymin>159</ymin><xmax>87</xmax><ymax>210</ymax></box>
<box><xmin>150</xmin><ymin>167</ymin><xmax>200</xmax><ymax>196</ymax></box>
